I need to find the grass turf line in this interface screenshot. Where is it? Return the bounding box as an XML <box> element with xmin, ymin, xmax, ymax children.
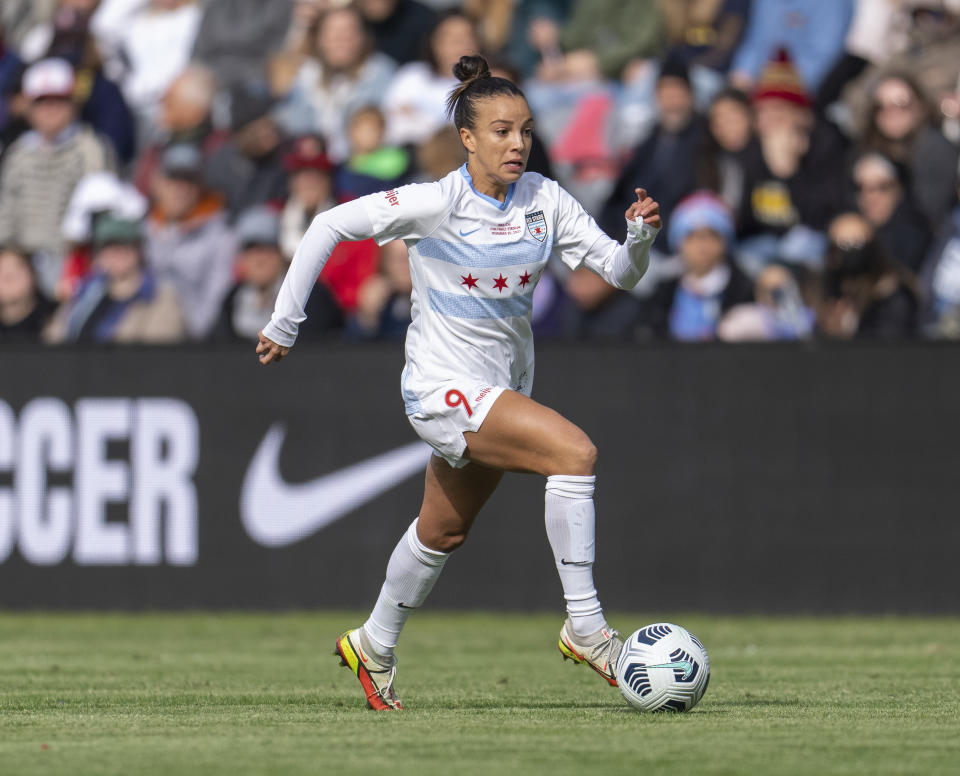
<box><xmin>1</xmin><ymin>612</ymin><xmax>959</xmax><ymax>775</ymax></box>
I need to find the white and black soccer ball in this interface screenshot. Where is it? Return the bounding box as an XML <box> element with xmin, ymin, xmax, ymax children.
<box><xmin>615</xmin><ymin>623</ymin><xmax>710</xmax><ymax>712</ymax></box>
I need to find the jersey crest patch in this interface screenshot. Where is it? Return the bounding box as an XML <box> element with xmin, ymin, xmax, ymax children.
<box><xmin>525</xmin><ymin>210</ymin><xmax>547</xmax><ymax>242</ymax></box>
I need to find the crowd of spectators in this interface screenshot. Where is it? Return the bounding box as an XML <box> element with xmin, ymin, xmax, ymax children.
<box><xmin>0</xmin><ymin>0</ymin><xmax>958</xmax><ymax>346</ymax></box>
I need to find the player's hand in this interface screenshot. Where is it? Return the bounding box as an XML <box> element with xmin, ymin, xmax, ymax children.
<box><xmin>256</xmin><ymin>331</ymin><xmax>290</xmax><ymax>365</ymax></box>
<box><xmin>625</xmin><ymin>188</ymin><xmax>661</xmax><ymax>229</ymax></box>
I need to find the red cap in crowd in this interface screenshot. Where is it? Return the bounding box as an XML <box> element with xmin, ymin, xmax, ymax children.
<box><xmin>752</xmin><ymin>48</ymin><xmax>811</xmax><ymax>108</ymax></box>
<box><xmin>283</xmin><ymin>136</ymin><xmax>333</xmax><ymax>173</ymax></box>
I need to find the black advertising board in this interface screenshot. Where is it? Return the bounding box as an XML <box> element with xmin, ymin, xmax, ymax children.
<box><xmin>1</xmin><ymin>342</ymin><xmax>958</xmax><ymax>612</ymax></box>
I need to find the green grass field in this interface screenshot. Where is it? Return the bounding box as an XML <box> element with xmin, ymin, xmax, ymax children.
<box><xmin>1</xmin><ymin>612</ymin><xmax>958</xmax><ymax>775</ymax></box>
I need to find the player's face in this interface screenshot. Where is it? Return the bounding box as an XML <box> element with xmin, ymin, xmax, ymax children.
<box><xmin>461</xmin><ymin>95</ymin><xmax>533</xmax><ymax>192</ymax></box>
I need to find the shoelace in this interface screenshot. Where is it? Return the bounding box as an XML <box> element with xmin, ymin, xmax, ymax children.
<box><xmin>587</xmin><ymin>629</ymin><xmax>621</xmax><ymax>674</ymax></box>
<box><xmin>604</xmin><ymin>630</ymin><xmax>623</xmax><ymax>672</ymax></box>
<box><xmin>366</xmin><ymin>663</ymin><xmax>400</xmax><ymax>706</ymax></box>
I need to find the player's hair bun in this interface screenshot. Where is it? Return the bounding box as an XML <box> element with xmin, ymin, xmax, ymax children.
<box><xmin>453</xmin><ymin>55</ymin><xmax>491</xmax><ymax>85</ymax></box>
<box><xmin>445</xmin><ymin>54</ymin><xmax>524</xmax><ymax>131</ymax></box>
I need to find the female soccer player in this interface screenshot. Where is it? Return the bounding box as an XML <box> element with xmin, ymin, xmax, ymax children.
<box><xmin>256</xmin><ymin>55</ymin><xmax>661</xmax><ymax>710</ymax></box>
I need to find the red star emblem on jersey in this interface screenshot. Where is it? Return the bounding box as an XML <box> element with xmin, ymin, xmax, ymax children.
<box><xmin>492</xmin><ymin>274</ymin><xmax>509</xmax><ymax>292</ymax></box>
<box><xmin>460</xmin><ymin>273</ymin><xmax>478</xmax><ymax>290</ymax></box>
<box><xmin>518</xmin><ymin>271</ymin><xmax>532</xmax><ymax>288</ymax></box>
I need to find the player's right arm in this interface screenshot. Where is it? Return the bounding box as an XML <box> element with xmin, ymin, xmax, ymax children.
<box><xmin>258</xmin><ymin>182</ymin><xmax>448</xmax><ymax>364</ymax></box>
<box><xmin>259</xmin><ymin>197</ymin><xmax>374</xmax><ymax>357</ymax></box>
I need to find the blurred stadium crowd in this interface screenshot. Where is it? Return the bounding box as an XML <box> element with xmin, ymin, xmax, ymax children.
<box><xmin>0</xmin><ymin>0</ymin><xmax>958</xmax><ymax>345</ymax></box>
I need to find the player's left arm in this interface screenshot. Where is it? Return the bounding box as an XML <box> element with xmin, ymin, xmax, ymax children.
<box><xmin>593</xmin><ymin>187</ymin><xmax>661</xmax><ymax>289</ymax></box>
<box><xmin>554</xmin><ymin>184</ymin><xmax>661</xmax><ymax>290</ymax></box>
<box><xmin>625</xmin><ymin>188</ymin><xmax>661</xmax><ymax>230</ymax></box>
<box><xmin>256</xmin><ymin>332</ymin><xmax>290</xmax><ymax>365</ymax></box>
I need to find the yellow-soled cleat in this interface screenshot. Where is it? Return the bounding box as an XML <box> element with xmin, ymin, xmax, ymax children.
<box><xmin>558</xmin><ymin>619</ymin><xmax>622</xmax><ymax>687</ymax></box>
<box><xmin>334</xmin><ymin>628</ymin><xmax>404</xmax><ymax>710</ymax></box>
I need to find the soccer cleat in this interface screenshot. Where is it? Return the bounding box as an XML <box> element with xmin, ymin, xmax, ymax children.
<box><xmin>334</xmin><ymin>629</ymin><xmax>404</xmax><ymax>710</ymax></box>
<box><xmin>558</xmin><ymin>619</ymin><xmax>623</xmax><ymax>687</ymax></box>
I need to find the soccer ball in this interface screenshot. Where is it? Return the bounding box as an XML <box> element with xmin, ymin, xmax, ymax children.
<box><xmin>615</xmin><ymin>623</ymin><xmax>710</xmax><ymax>712</ymax></box>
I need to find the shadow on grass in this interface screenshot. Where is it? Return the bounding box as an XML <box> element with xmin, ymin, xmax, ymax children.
<box><xmin>706</xmin><ymin>697</ymin><xmax>803</xmax><ymax>711</ymax></box>
<box><xmin>440</xmin><ymin>699</ymin><xmax>616</xmax><ymax>711</ymax></box>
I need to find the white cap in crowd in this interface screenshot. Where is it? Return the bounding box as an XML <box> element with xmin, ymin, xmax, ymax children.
<box><xmin>62</xmin><ymin>172</ymin><xmax>149</xmax><ymax>244</ymax></box>
<box><xmin>23</xmin><ymin>58</ymin><xmax>76</xmax><ymax>100</ymax></box>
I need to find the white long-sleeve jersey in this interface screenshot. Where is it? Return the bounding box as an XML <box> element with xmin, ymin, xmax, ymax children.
<box><xmin>263</xmin><ymin>165</ymin><xmax>658</xmax><ymax>412</ymax></box>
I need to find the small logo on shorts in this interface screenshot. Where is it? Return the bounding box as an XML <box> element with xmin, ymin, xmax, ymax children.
<box><xmin>474</xmin><ymin>387</ymin><xmax>492</xmax><ymax>404</ymax></box>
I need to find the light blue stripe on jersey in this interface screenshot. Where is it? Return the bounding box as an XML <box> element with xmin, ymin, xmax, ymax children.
<box><xmin>417</xmin><ymin>235</ymin><xmax>551</xmax><ymax>269</ymax></box>
<box><xmin>460</xmin><ymin>164</ymin><xmax>514</xmax><ymax>211</ymax></box>
<box><xmin>428</xmin><ymin>287</ymin><xmax>534</xmax><ymax>319</ymax></box>
<box><xmin>400</xmin><ymin>365</ymin><xmax>422</xmax><ymax>415</ymax></box>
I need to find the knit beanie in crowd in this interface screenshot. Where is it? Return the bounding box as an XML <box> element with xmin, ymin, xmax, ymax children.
<box><xmin>669</xmin><ymin>191</ymin><xmax>736</xmax><ymax>253</ymax></box>
<box><xmin>752</xmin><ymin>48</ymin><xmax>810</xmax><ymax>107</ymax></box>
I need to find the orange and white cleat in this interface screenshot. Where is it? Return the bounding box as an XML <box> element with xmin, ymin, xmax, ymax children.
<box><xmin>334</xmin><ymin>629</ymin><xmax>404</xmax><ymax>710</ymax></box>
<box><xmin>558</xmin><ymin>619</ymin><xmax>623</xmax><ymax>687</ymax></box>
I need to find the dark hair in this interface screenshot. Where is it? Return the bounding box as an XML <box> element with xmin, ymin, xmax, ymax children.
<box><xmin>0</xmin><ymin>243</ymin><xmax>31</xmax><ymax>260</ymax></box>
<box><xmin>0</xmin><ymin>243</ymin><xmax>39</xmax><ymax>285</ymax></box>
<box><xmin>851</xmin><ymin>150</ymin><xmax>909</xmax><ymax>188</ymax></box>
<box><xmin>445</xmin><ymin>55</ymin><xmax>525</xmax><ymax>131</ymax></box>
<box><xmin>657</xmin><ymin>54</ymin><xmax>690</xmax><ymax>86</ymax></box>
<box><xmin>313</xmin><ymin>6</ymin><xmax>372</xmax><ymax>76</ymax></box>
<box><xmin>709</xmin><ymin>86</ymin><xmax>751</xmax><ymax>111</ymax></box>
<box><xmin>424</xmin><ymin>10</ymin><xmax>478</xmax><ymax>76</ymax></box>
<box><xmin>861</xmin><ymin>69</ymin><xmax>937</xmax><ymax>155</ymax></box>
<box><xmin>695</xmin><ymin>87</ymin><xmax>754</xmax><ymax>191</ymax></box>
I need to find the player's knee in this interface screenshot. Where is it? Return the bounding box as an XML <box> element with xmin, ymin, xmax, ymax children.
<box><xmin>428</xmin><ymin>529</ymin><xmax>468</xmax><ymax>553</ymax></box>
<box><xmin>574</xmin><ymin>439</ymin><xmax>598</xmax><ymax>475</ymax></box>
<box><xmin>554</xmin><ymin>435</ymin><xmax>597</xmax><ymax>476</ymax></box>
<box><xmin>417</xmin><ymin>518</ymin><xmax>470</xmax><ymax>553</ymax></box>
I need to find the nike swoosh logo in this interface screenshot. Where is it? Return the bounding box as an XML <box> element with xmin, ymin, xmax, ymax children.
<box><xmin>459</xmin><ymin>227</ymin><xmax>482</xmax><ymax>236</ymax></box>
<box><xmin>560</xmin><ymin>558</ymin><xmax>589</xmax><ymax>566</ymax></box>
<box><xmin>241</xmin><ymin>423</ymin><xmax>432</xmax><ymax>547</ymax></box>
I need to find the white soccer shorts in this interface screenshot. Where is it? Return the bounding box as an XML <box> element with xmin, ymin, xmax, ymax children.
<box><xmin>407</xmin><ymin>380</ymin><xmax>508</xmax><ymax>468</ymax></box>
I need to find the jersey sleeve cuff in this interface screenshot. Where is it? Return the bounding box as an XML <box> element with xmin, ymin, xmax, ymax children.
<box><xmin>261</xmin><ymin>321</ymin><xmax>296</xmax><ymax>348</ymax></box>
<box><xmin>626</xmin><ymin>216</ymin><xmax>659</xmax><ymax>242</ymax></box>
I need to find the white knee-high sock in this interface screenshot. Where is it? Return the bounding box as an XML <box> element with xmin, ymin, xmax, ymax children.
<box><xmin>361</xmin><ymin>518</ymin><xmax>448</xmax><ymax>661</ymax></box>
<box><xmin>545</xmin><ymin>474</ymin><xmax>608</xmax><ymax>637</ymax></box>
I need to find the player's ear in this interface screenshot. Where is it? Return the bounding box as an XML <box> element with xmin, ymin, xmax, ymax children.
<box><xmin>459</xmin><ymin>127</ymin><xmax>476</xmax><ymax>154</ymax></box>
